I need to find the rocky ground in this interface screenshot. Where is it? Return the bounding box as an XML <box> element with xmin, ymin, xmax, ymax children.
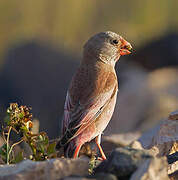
<box><xmin>0</xmin><ymin>111</ymin><xmax>177</xmax><ymax>180</ymax></box>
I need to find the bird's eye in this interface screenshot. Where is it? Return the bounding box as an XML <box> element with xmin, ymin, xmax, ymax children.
<box><xmin>112</xmin><ymin>39</ymin><xmax>118</xmax><ymax>45</ymax></box>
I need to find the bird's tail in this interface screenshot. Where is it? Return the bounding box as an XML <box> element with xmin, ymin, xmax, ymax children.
<box><xmin>56</xmin><ymin>129</ymin><xmax>78</xmax><ymax>158</ymax></box>
<box><xmin>56</xmin><ymin>138</ymin><xmax>76</xmax><ymax>158</ymax></box>
<box><xmin>64</xmin><ymin>140</ymin><xmax>76</xmax><ymax>158</ymax></box>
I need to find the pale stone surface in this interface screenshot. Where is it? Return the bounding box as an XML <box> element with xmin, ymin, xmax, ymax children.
<box><xmin>129</xmin><ymin>140</ymin><xmax>144</xmax><ymax>150</ymax></box>
<box><xmin>0</xmin><ymin>158</ymin><xmax>89</xmax><ymax>180</ymax></box>
<box><xmin>138</xmin><ymin>111</ymin><xmax>178</xmax><ymax>157</ymax></box>
<box><xmin>103</xmin><ymin>132</ymin><xmax>141</xmax><ymax>147</ymax></box>
<box><xmin>102</xmin><ymin>132</ymin><xmax>142</xmax><ymax>157</ymax></box>
<box><xmin>130</xmin><ymin>157</ymin><xmax>169</xmax><ymax>180</ymax></box>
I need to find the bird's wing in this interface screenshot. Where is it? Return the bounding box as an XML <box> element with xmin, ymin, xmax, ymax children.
<box><xmin>62</xmin><ymin>71</ymin><xmax>117</xmax><ymax>143</ymax></box>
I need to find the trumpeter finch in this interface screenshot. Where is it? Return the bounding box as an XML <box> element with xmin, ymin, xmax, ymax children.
<box><xmin>56</xmin><ymin>31</ymin><xmax>132</xmax><ymax>160</ymax></box>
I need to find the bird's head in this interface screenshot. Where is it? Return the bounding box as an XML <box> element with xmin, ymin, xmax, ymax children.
<box><xmin>83</xmin><ymin>31</ymin><xmax>132</xmax><ymax>66</ymax></box>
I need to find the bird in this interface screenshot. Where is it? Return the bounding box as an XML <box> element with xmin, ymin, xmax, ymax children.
<box><xmin>56</xmin><ymin>31</ymin><xmax>132</xmax><ymax>160</ymax></box>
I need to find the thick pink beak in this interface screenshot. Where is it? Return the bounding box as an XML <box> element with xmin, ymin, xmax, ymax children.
<box><xmin>120</xmin><ymin>37</ymin><xmax>132</xmax><ymax>56</ymax></box>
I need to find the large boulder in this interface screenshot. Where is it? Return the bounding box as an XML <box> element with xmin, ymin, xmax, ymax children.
<box><xmin>94</xmin><ymin>147</ymin><xmax>153</xmax><ymax>179</ymax></box>
<box><xmin>102</xmin><ymin>132</ymin><xmax>141</xmax><ymax>156</ymax></box>
<box><xmin>130</xmin><ymin>157</ymin><xmax>169</xmax><ymax>180</ymax></box>
<box><xmin>62</xmin><ymin>173</ymin><xmax>117</xmax><ymax>180</ymax></box>
<box><xmin>138</xmin><ymin>111</ymin><xmax>178</xmax><ymax>157</ymax></box>
<box><xmin>133</xmin><ymin>111</ymin><xmax>178</xmax><ymax>179</ymax></box>
<box><xmin>0</xmin><ymin>158</ymin><xmax>89</xmax><ymax>180</ymax></box>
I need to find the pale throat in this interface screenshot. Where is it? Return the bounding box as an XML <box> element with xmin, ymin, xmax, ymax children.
<box><xmin>82</xmin><ymin>50</ymin><xmax>118</xmax><ymax>68</ymax></box>
<box><xmin>98</xmin><ymin>53</ymin><xmax>118</xmax><ymax>67</ymax></box>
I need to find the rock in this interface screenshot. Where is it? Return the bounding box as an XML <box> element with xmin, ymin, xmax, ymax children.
<box><xmin>103</xmin><ymin>132</ymin><xmax>141</xmax><ymax>147</ymax></box>
<box><xmin>63</xmin><ymin>173</ymin><xmax>117</xmax><ymax>180</ymax></box>
<box><xmin>62</xmin><ymin>177</ymin><xmax>87</xmax><ymax>180</ymax></box>
<box><xmin>130</xmin><ymin>157</ymin><xmax>169</xmax><ymax>180</ymax></box>
<box><xmin>62</xmin><ymin>176</ymin><xmax>89</xmax><ymax>180</ymax></box>
<box><xmin>138</xmin><ymin>111</ymin><xmax>178</xmax><ymax>157</ymax></box>
<box><xmin>137</xmin><ymin>112</ymin><xmax>178</xmax><ymax>177</ymax></box>
<box><xmin>129</xmin><ymin>141</ymin><xmax>144</xmax><ymax>150</ymax></box>
<box><xmin>102</xmin><ymin>132</ymin><xmax>141</xmax><ymax>156</ymax></box>
<box><xmin>105</xmin><ymin>67</ymin><xmax>178</xmax><ymax>135</ymax></box>
<box><xmin>62</xmin><ymin>177</ymin><xmax>88</xmax><ymax>180</ymax></box>
<box><xmin>94</xmin><ymin>147</ymin><xmax>152</xmax><ymax>179</ymax></box>
<box><xmin>87</xmin><ymin>173</ymin><xmax>117</xmax><ymax>180</ymax></box>
<box><xmin>0</xmin><ymin>158</ymin><xmax>89</xmax><ymax>180</ymax></box>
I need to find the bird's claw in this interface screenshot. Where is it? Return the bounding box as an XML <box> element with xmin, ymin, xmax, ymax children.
<box><xmin>97</xmin><ymin>156</ymin><xmax>106</xmax><ymax>161</ymax></box>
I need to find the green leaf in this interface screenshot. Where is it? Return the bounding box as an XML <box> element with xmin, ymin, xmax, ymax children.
<box><xmin>20</xmin><ymin>126</ymin><xmax>28</xmax><ymax>133</ymax></box>
<box><xmin>38</xmin><ymin>135</ymin><xmax>43</xmax><ymax>141</ymax></box>
<box><xmin>18</xmin><ymin>113</ymin><xmax>24</xmax><ymax>119</ymax></box>
<box><xmin>43</xmin><ymin>136</ymin><xmax>49</xmax><ymax>145</ymax></box>
<box><xmin>38</xmin><ymin>144</ymin><xmax>45</xmax><ymax>154</ymax></box>
<box><xmin>38</xmin><ymin>134</ymin><xmax>48</xmax><ymax>145</ymax></box>
<box><xmin>47</xmin><ymin>142</ymin><xmax>56</xmax><ymax>155</ymax></box>
<box><xmin>88</xmin><ymin>156</ymin><xmax>96</xmax><ymax>175</ymax></box>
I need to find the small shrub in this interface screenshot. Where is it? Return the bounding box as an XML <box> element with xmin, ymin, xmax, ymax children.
<box><xmin>0</xmin><ymin>103</ymin><xmax>57</xmax><ymax>164</ymax></box>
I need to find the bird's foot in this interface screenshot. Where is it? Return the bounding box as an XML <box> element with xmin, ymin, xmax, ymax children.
<box><xmin>97</xmin><ymin>156</ymin><xmax>106</xmax><ymax>161</ymax></box>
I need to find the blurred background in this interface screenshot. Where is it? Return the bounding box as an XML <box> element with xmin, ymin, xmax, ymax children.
<box><xmin>0</xmin><ymin>0</ymin><xmax>178</xmax><ymax>139</ymax></box>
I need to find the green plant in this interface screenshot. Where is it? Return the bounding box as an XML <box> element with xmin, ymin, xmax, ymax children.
<box><xmin>88</xmin><ymin>154</ymin><xmax>96</xmax><ymax>175</ymax></box>
<box><xmin>0</xmin><ymin>103</ymin><xmax>57</xmax><ymax>164</ymax></box>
